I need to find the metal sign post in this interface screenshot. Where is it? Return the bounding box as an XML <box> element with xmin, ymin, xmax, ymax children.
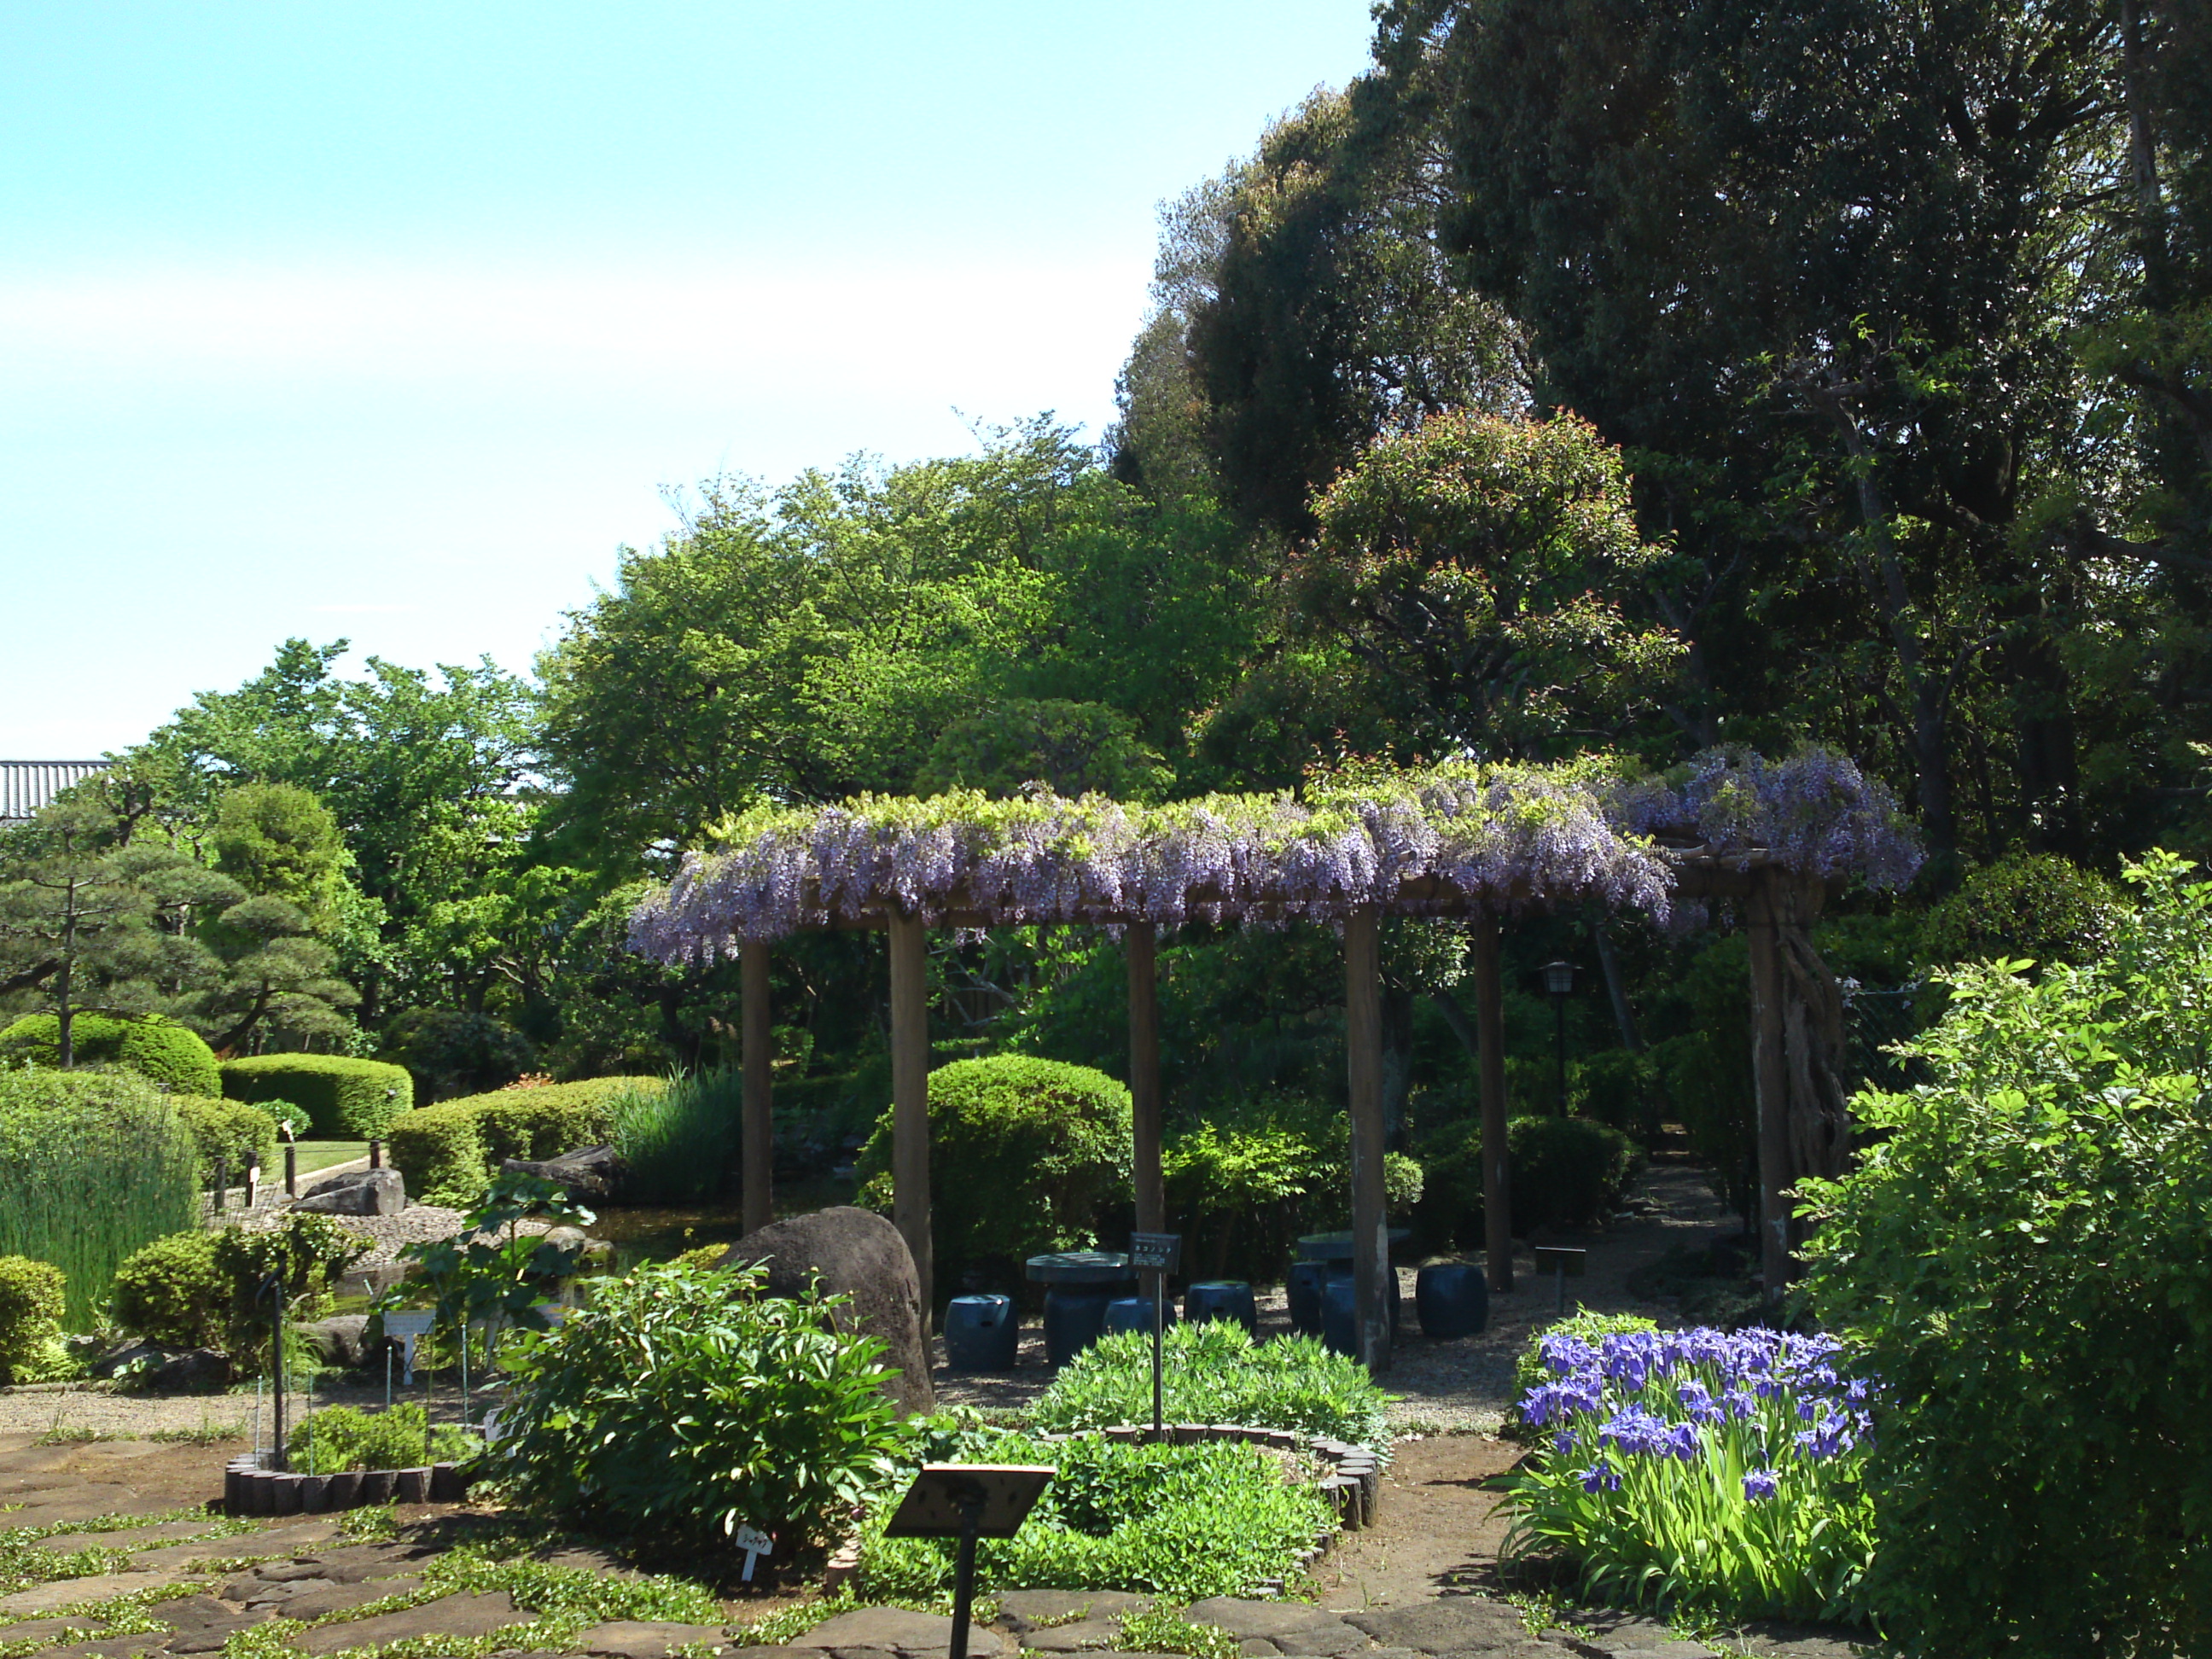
<box><xmin>884</xmin><ymin>1465</ymin><xmax>1053</xmax><ymax>1659</ymax></box>
<box><xmin>1129</xmin><ymin>1231</ymin><xmax>1181</xmax><ymax>1441</ymax></box>
<box><xmin>258</xmin><ymin>1276</ymin><xmax>288</xmax><ymax>1470</ymax></box>
<box><xmin>1533</xmin><ymin>1245</ymin><xmax>1586</xmax><ymax>1317</ymax></box>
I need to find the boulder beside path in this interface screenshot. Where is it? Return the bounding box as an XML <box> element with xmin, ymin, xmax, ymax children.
<box><xmin>717</xmin><ymin>1207</ymin><xmax>935</xmax><ymax>1416</ymax></box>
<box><xmin>294</xmin><ymin>1168</ymin><xmax>406</xmax><ymax>1217</ymax></box>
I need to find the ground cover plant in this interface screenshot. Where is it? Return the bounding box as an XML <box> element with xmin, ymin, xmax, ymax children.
<box><xmin>0</xmin><ymin>1068</ymin><xmax>199</xmax><ymax>1329</ymax></box>
<box><xmin>1505</xmin><ymin>1324</ymin><xmax>1874</xmax><ymax>1623</ymax></box>
<box><xmin>1033</xmin><ymin>1320</ymin><xmax>1392</xmax><ymax>1447</ymax></box>
<box><xmin>857</xmin><ymin>1429</ymin><xmax>1332</xmax><ymax>1601</ymax></box>
<box><xmin>1799</xmin><ymin>850</ymin><xmax>2212</xmax><ymax>1656</ymax></box>
<box><xmin>488</xmin><ymin>1257</ymin><xmax>909</xmax><ymax>1556</ymax></box>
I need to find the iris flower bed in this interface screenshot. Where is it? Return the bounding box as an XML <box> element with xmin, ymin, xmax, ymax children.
<box><xmin>1506</xmin><ymin>1326</ymin><xmax>1875</xmax><ymax>1623</ymax></box>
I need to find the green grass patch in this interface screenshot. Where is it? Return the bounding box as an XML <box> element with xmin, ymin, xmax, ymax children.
<box><xmin>291</xmin><ymin>1141</ymin><xmax>370</xmax><ymax>1178</ymax></box>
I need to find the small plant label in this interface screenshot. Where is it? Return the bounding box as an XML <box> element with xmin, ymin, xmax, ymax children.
<box><xmin>732</xmin><ymin>1522</ymin><xmax>773</xmax><ymax>1580</ymax></box>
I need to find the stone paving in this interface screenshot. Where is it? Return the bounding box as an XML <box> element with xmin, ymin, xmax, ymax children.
<box><xmin>0</xmin><ymin>1435</ymin><xmax>1868</xmax><ymax>1659</ymax></box>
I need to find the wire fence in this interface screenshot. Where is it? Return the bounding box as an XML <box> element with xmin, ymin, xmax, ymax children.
<box><xmin>1843</xmin><ymin>983</ymin><xmax>1933</xmax><ymax>1092</ymax></box>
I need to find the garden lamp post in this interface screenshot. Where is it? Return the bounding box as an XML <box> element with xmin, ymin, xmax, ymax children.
<box><xmin>1541</xmin><ymin>959</ymin><xmax>1577</xmax><ymax>1115</ymax></box>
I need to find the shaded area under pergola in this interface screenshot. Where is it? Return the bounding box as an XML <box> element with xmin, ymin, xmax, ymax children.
<box><xmin>630</xmin><ymin>753</ymin><xmax>1918</xmax><ymax>1371</ymax></box>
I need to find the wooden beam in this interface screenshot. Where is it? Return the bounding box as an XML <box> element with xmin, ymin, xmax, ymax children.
<box><xmin>1344</xmin><ymin>908</ymin><xmax>1391</xmax><ymax>1371</ymax></box>
<box><xmin>1127</xmin><ymin>922</ymin><xmax>1164</xmax><ymax>1235</ymax></box>
<box><xmin>888</xmin><ymin>911</ymin><xmax>934</xmax><ymax>1328</ymax></box>
<box><xmin>1471</xmin><ymin>911</ymin><xmax>1513</xmax><ymax>1295</ymax></box>
<box><xmin>1745</xmin><ymin>872</ymin><xmax>1793</xmax><ymax>1298</ymax></box>
<box><xmin>740</xmin><ymin>939</ymin><xmax>774</xmax><ymax>1236</ymax></box>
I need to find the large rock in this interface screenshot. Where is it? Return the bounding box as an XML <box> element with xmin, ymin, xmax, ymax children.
<box><xmin>296</xmin><ymin>1167</ymin><xmax>406</xmax><ymax>1216</ymax></box>
<box><xmin>717</xmin><ymin>1207</ymin><xmax>934</xmax><ymax>1416</ymax></box>
<box><xmin>503</xmin><ymin>1144</ymin><xmax>624</xmax><ymax>1200</ymax></box>
<box><xmin>294</xmin><ymin>1314</ymin><xmax>375</xmax><ymax>1369</ymax></box>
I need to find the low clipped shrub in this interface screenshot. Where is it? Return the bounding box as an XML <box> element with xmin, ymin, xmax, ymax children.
<box><xmin>288</xmin><ymin>1403</ymin><xmax>476</xmax><ymax>1471</ymax></box>
<box><xmin>221</xmin><ymin>1054</ymin><xmax>413</xmax><ymax>1138</ymax></box>
<box><xmin>0</xmin><ymin>1069</ymin><xmax>200</xmax><ymax>1329</ymax></box>
<box><xmin>111</xmin><ymin>1231</ymin><xmax>228</xmax><ymax>1349</ymax></box>
<box><xmin>0</xmin><ymin>1256</ymin><xmax>68</xmax><ymax>1384</ymax></box>
<box><xmin>490</xmin><ymin>1259</ymin><xmax>911</xmax><ymax>1553</ymax></box>
<box><xmin>857</xmin><ymin>1057</ymin><xmax>1132</xmax><ymax>1283</ymax></box>
<box><xmin>111</xmin><ymin>1213</ymin><xmax>366</xmax><ymax>1367</ymax></box>
<box><xmin>0</xmin><ymin>1014</ymin><xmax>220</xmax><ymax>1096</ymax></box>
<box><xmin>857</xmin><ymin>1429</ymin><xmax>1332</xmax><ymax>1602</ymax></box>
<box><xmin>1917</xmin><ymin>849</ymin><xmax>2125</xmax><ymax>969</ymax></box>
<box><xmin>388</xmin><ymin>1075</ymin><xmax>663</xmax><ymax>1208</ymax></box>
<box><xmin>172</xmin><ymin>1096</ymin><xmax>279</xmax><ymax>1184</ymax></box>
<box><xmin>1034</xmin><ymin>1320</ymin><xmax>1392</xmax><ymax>1446</ymax></box>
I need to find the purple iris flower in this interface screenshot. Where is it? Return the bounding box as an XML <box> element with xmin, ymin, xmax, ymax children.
<box><xmin>1742</xmin><ymin>1468</ymin><xmax>1778</xmax><ymax>1501</ymax></box>
<box><xmin>1579</xmin><ymin>1460</ymin><xmax>1622</xmax><ymax>1494</ymax></box>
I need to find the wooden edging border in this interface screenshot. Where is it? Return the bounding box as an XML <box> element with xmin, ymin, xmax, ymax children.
<box><xmin>224</xmin><ymin>1455</ymin><xmax>466</xmax><ymax>1515</ymax></box>
<box><xmin>821</xmin><ymin>1423</ymin><xmax>1381</xmax><ymax>1599</ymax></box>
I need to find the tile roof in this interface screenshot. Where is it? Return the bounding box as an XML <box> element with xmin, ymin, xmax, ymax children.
<box><xmin>0</xmin><ymin>760</ymin><xmax>112</xmax><ymax>824</ymax></box>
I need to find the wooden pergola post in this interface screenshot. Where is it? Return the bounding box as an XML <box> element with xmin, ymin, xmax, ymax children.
<box><xmin>740</xmin><ymin>939</ymin><xmax>774</xmax><ymax>1235</ymax></box>
<box><xmin>1344</xmin><ymin>908</ymin><xmax>1391</xmax><ymax>1371</ymax></box>
<box><xmin>1745</xmin><ymin>870</ymin><xmax>1792</xmax><ymax>1299</ymax></box>
<box><xmin>1127</xmin><ymin>923</ymin><xmax>1165</xmax><ymax>1235</ymax></box>
<box><xmin>1470</xmin><ymin>910</ymin><xmax>1513</xmax><ymax>1295</ymax></box>
<box><xmin>888</xmin><ymin>911</ymin><xmax>934</xmax><ymax>1327</ymax></box>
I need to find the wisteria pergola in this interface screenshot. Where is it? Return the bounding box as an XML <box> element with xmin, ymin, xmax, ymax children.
<box><xmin>629</xmin><ymin>749</ymin><xmax>1919</xmax><ymax>1371</ymax></box>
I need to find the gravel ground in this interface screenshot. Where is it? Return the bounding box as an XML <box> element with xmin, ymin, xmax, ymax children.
<box><xmin>224</xmin><ymin>1201</ymin><xmax>558</xmax><ymax>1268</ymax></box>
<box><xmin>931</xmin><ymin>1152</ymin><xmax>1740</xmax><ymax>1433</ymax></box>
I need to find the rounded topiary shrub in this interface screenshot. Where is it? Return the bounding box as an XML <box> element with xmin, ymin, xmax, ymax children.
<box><xmin>0</xmin><ymin>1255</ymin><xmax>68</xmax><ymax>1384</ymax></box>
<box><xmin>0</xmin><ymin>1014</ymin><xmax>220</xmax><ymax>1097</ymax></box>
<box><xmin>220</xmin><ymin>1054</ymin><xmax>412</xmax><ymax>1138</ymax></box>
<box><xmin>857</xmin><ymin>1056</ymin><xmax>1132</xmax><ymax>1284</ymax></box>
<box><xmin>1412</xmin><ymin>1113</ymin><xmax>1644</xmax><ymax>1248</ymax></box>
<box><xmin>111</xmin><ymin>1230</ymin><xmax>227</xmax><ymax>1350</ymax></box>
<box><xmin>172</xmin><ymin>1097</ymin><xmax>279</xmax><ymax>1185</ymax></box>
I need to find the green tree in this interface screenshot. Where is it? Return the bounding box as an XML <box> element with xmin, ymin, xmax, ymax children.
<box><xmin>0</xmin><ymin>800</ymin><xmax>237</xmax><ymax>1063</ymax></box>
<box><xmin>1301</xmin><ymin>410</ymin><xmax>1685</xmax><ymax>759</ymax></box>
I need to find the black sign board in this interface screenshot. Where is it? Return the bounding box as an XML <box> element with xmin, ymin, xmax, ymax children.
<box><xmin>1129</xmin><ymin>1231</ymin><xmax>1182</xmax><ymax>1272</ymax></box>
<box><xmin>882</xmin><ymin>1464</ymin><xmax>1055</xmax><ymax>1540</ymax></box>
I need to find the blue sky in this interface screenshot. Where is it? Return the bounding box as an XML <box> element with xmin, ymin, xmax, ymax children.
<box><xmin>0</xmin><ymin>3</ymin><xmax>1376</xmax><ymax>756</ymax></box>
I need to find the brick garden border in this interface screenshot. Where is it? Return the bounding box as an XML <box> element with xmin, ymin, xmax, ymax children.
<box><xmin>224</xmin><ymin>1454</ymin><xmax>468</xmax><ymax>1515</ymax></box>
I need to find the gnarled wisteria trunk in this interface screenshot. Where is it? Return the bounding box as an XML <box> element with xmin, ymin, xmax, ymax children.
<box><xmin>1749</xmin><ymin>870</ymin><xmax>1851</xmax><ymax>1295</ymax></box>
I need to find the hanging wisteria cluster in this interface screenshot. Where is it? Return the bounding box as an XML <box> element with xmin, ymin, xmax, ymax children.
<box><xmin>1610</xmin><ymin>746</ymin><xmax>1923</xmax><ymax>889</ymax></box>
<box><xmin>1507</xmin><ymin>1324</ymin><xmax>1877</xmax><ymax>1621</ymax></box>
<box><xmin>626</xmin><ymin>748</ymin><xmax>1921</xmax><ymax>963</ymax></box>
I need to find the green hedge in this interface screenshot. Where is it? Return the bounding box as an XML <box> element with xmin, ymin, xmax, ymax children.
<box><xmin>173</xmin><ymin>1096</ymin><xmax>279</xmax><ymax>1184</ymax></box>
<box><xmin>0</xmin><ymin>1014</ymin><xmax>220</xmax><ymax>1096</ymax></box>
<box><xmin>387</xmin><ymin>1076</ymin><xmax>662</xmax><ymax>1208</ymax></box>
<box><xmin>221</xmin><ymin>1054</ymin><xmax>412</xmax><ymax>1138</ymax></box>
<box><xmin>0</xmin><ymin>1256</ymin><xmax>67</xmax><ymax>1384</ymax></box>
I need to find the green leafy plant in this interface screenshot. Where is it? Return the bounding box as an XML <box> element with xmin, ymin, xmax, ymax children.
<box><xmin>1416</xmin><ymin>1113</ymin><xmax>1642</xmax><ymax>1249</ymax></box>
<box><xmin>387</xmin><ymin>1172</ymin><xmax>593</xmax><ymax>1351</ymax></box>
<box><xmin>111</xmin><ymin>1212</ymin><xmax>365</xmax><ymax>1369</ymax></box>
<box><xmin>856</xmin><ymin>1056</ymin><xmax>1132</xmax><ymax>1284</ymax></box>
<box><xmin>489</xmin><ymin>1257</ymin><xmax>909</xmax><ymax>1553</ymax></box>
<box><xmin>1033</xmin><ymin>1320</ymin><xmax>1391</xmax><ymax>1446</ymax></box>
<box><xmin>1115</xmin><ymin>1609</ymin><xmax>1242</xmax><ymax>1659</ymax></box>
<box><xmin>109</xmin><ymin>1231</ymin><xmax>228</xmax><ymax>1350</ymax></box>
<box><xmin>858</xmin><ymin>1430</ymin><xmax>1330</xmax><ymax>1601</ymax></box>
<box><xmin>171</xmin><ymin>1096</ymin><xmax>279</xmax><ymax>1185</ymax></box>
<box><xmin>0</xmin><ymin>1256</ymin><xmax>68</xmax><ymax>1384</ymax></box>
<box><xmin>286</xmin><ymin>1403</ymin><xmax>478</xmax><ymax>1472</ymax></box>
<box><xmin>1799</xmin><ymin>850</ymin><xmax>2212</xmax><ymax>1656</ymax></box>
